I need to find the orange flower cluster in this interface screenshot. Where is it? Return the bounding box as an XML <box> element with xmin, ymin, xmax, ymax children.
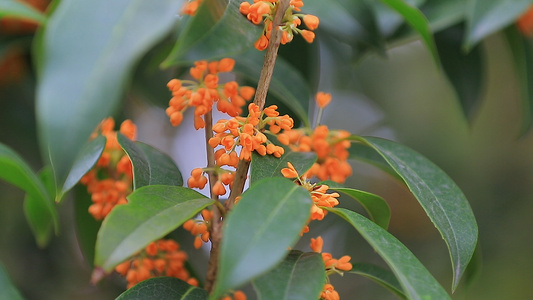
<box><xmin>209</xmin><ymin>103</ymin><xmax>292</xmax><ymax>163</ymax></box>
<box><xmin>80</xmin><ymin>118</ymin><xmax>136</xmax><ymax>220</ymax></box>
<box><xmin>183</xmin><ymin>209</ymin><xmax>213</xmax><ymax>249</ymax></box>
<box><xmin>182</xmin><ymin>0</ymin><xmax>202</xmax><ymax>16</ymax></box>
<box><xmin>310</xmin><ymin>236</ymin><xmax>352</xmax><ymax>300</ymax></box>
<box><xmin>221</xmin><ymin>290</ymin><xmax>247</xmax><ymax>300</ymax></box>
<box><xmin>166</xmin><ymin>58</ymin><xmax>255</xmax><ymax>129</ymax></box>
<box><xmin>115</xmin><ymin>239</ymin><xmax>198</xmax><ymax>288</ymax></box>
<box><xmin>517</xmin><ymin>5</ymin><xmax>533</xmax><ymax>36</ymax></box>
<box><xmin>239</xmin><ymin>0</ymin><xmax>320</xmax><ymax>50</ymax></box>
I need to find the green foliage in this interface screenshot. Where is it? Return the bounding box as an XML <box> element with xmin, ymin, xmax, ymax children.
<box><xmin>250</xmin><ymin>147</ymin><xmax>316</xmax><ymax>183</ymax></box>
<box><xmin>116</xmin><ymin>277</ymin><xmax>208</xmax><ymax>300</ymax></box>
<box><xmin>252</xmin><ymin>250</ymin><xmax>326</xmax><ymax>300</ymax></box>
<box><xmin>0</xmin><ymin>0</ymin><xmax>46</xmax><ymax>24</ymax></box>
<box><xmin>349</xmin><ymin>263</ymin><xmax>406</xmax><ymax>299</ymax></box>
<box><xmin>0</xmin><ymin>263</ymin><xmax>24</xmax><ymax>300</ymax></box>
<box><xmin>95</xmin><ymin>185</ymin><xmax>213</xmax><ymax>272</ymax></box>
<box><xmin>23</xmin><ymin>167</ymin><xmax>55</xmax><ymax>247</ymax></box>
<box><xmin>212</xmin><ymin>178</ymin><xmax>312</xmax><ymax>298</ymax></box>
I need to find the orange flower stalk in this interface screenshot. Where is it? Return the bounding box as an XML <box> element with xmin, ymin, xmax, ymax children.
<box><xmin>181</xmin><ymin>0</ymin><xmax>202</xmax><ymax>16</ymax></box>
<box><xmin>240</xmin><ymin>0</ymin><xmax>320</xmax><ymax>50</ymax></box>
<box><xmin>115</xmin><ymin>239</ymin><xmax>197</xmax><ymax>288</ymax></box>
<box><xmin>166</xmin><ymin>58</ymin><xmax>255</xmax><ymax>129</ymax></box>
<box><xmin>517</xmin><ymin>5</ymin><xmax>533</xmax><ymax>36</ymax></box>
<box><xmin>183</xmin><ymin>209</ymin><xmax>214</xmax><ymax>249</ymax></box>
<box><xmin>221</xmin><ymin>290</ymin><xmax>247</xmax><ymax>300</ymax></box>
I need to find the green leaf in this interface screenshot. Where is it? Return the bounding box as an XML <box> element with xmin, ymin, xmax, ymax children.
<box><xmin>349</xmin><ymin>263</ymin><xmax>406</xmax><ymax>299</ymax></box>
<box><xmin>252</xmin><ymin>250</ymin><xmax>325</xmax><ymax>300</ymax></box>
<box><xmin>352</xmin><ymin>136</ymin><xmax>478</xmax><ymax>291</ymax></box>
<box><xmin>421</xmin><ymin>0</ymin><xmax>466</xmax><ymax>32</ymax></box>
<box><xmin>36</xmin><ymin>0</ymin><xmax>184</xmax><ymax>189</ymax></box>
<box><xmin>250</xmin><ymin>147</ymin><xmax>316</xmax><ymax>184</ymax></box>
<box><xmin>163</xmin><ymin>0</ymin><xmax>261</xmax><ymax>65</ymax></box>
<box><xmin>378</xmin><ymin>0</ymin><xmax>440</xmax><ymax>66</ymax></box>
<box><xmin>464</xmin><ymin>0</ymin><xmax>532</xmax><ymax>49</ymax></box>
<box><xmin>0</xmin><ymin>0</ymin><xmax>47</xmax><ymax>24</ymax></box>
<box><xmin>330</xmin><ymin>208</ymin><xmax>450</xmax><ymax>299</ymax></box>
<box><xmin>348</xmin><ymin>142</ymin><xmax>400</xmax><ymax>180</ymax></box>
<box><xmin>234</xmin><ymin>49</ymin><xmax>311</xmax><ymax>127</ymax></box>
<box><xmin>74</xmin><ymin>186</ymin><xmax>102</xmax><ymax>266</ymax></box>
<box><xmin>95</xmin><ymin>185</ymin><xmax>213</xmax><ymax>272</ymax></box>
<box><xmin>435</xmin><ymin>23</ymin><xmax>485</xmax><ymax>119</ymax></box>
<box><xmin>325</xmin><ymin>183</ymin><xmax>391</xmax><ymax>230</ymax></box>
<box><xmin>0</xmin><ymin>262</ymin><xmax>24</xmax><ymax>300</ymax></box>
<box><xmin>116</xmin><ymin>277</ymin><xmax>208</xmax><ymax>300</ymax></box>
<box><xmin>0</xmin><ymin>143</ymin><xmax>58</xmax><ymax>236</ymax></box>
<box><xmin>23</xmin><ymin>167</ymin><xmax>55</xmax><ymax>247</ymax></box>
<box><xmin>505</xmin><ymin>26</ymin><xmax>533</xmax><ymax>135</ymax></box>
<box><xmin>59</xmin><ymin>135</ymin><xmax>106</xmax><ymax>202</ymax></box>
<box><xmin>212</xmin><ymin>178</ymin><xmax>312</xmax><ymax>299</ymax></box>
<box><xmin>117</xmin><ymin>133</ymin><xmax>183</xmax><ymax>190</ymax></box>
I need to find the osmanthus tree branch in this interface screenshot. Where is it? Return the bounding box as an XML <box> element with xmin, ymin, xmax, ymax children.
<box><xmin>225</xmin><ymin>0</ymin><xmax>290</xmax><ymax>211</ymax></box>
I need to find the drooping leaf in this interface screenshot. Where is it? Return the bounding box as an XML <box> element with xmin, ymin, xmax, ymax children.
<box><xmin>117</xmin><ymin>133</ymin><xmax>183</xmax><ymax>190</ymax></box>
<box><xmin>349</xmin><ymin>263</ymin><xmax>406</xmax><ymax>299</ymax></box>
<box><xmin>324</xmin><ymin>182</ymin><xmax>391</xmax><ymax>230</ymax></box>
<box><xmin>116</xmin><ymin>277</ymin><xmax>208</xmax><ymax>300</ymax></box>
<box><xmin>250</xmin><ymin>149</ymin><xmax>316</xmax><ymax>184</ymax></box>
<box><xmin>234</xmin><ymin>48</ymin><xmax>311</xmax><ymax>127</ymax></box>
<box><xmin>435</xmin><ymin>23</ymin><xmax>485</xmax><ymax>119</ymax></box>
<box><xmin>505</xmin><ymin>26</ymin><xmax>533</xmax><ymax>135</ymax></box>
<box><xmin>464</xmin><ymin>0</ymin><xmax>532</xmax><ymax>49</ymax></box>
<box><xmin>36</xmin><ymin>0</ymin><xmax>184</xmax><ymax>190</ymax></box>
<box><xmin>163</xmin><ymin>0</ymin><xmax>261</xmax><ymax>65</ymax></box>
<box><xmin>74</xmin><ymin>186</ymin><xmax>102</xmax><ymax>267</ymax></box>
<box><xmin>23</xmin><ymin>167</ymin><xmax>55</xmax><ymax>247</ymax></box>
<box><xmin>378</xmin><ymin>0</ymin><xmax>440</xmax><ymax>66</ymax></box>
<box><xmin>94</xmin><ymin>185</ymin><xmax>213</xmax><ymax>272</ymax></box>
<box><xmin>59</xmin><ymin>135</ymin><xmax>106</xmax><ymax>202</ymax></box>
<box><xmin>348</xmin><ymin>142</ymin><xmax>400</xmax><ymax>180</ymax></box>
<box><xmin>0</xmin><ymin>143</ymin><xmax>58</xmax><ymax>237</ymax></box>
<box><xmin>252</xmin><ymin>250</ymin><xmax>325</xmax><ymax>300</ymax></box>
<box><xmin>330</xmin><ymin>208</ymin><xmax>450</xmax><ymax>299</ymax></box>
<box><xmin>0</xmin><ymin>0</ymin><xmax>47</xmax><ymax>24</ymax></box>
<box><xmin>351</xmin><ymin>136</ymin><xmax>478</xmax><ymax>291</ymax></box>
<box><xmin>421</xmin><ymin>0</ymin><xmax>466</xmax><ymax>32</ymax></box>
<box><xmin>212</xmin><ymin>178</ymin><xmax>312</xmax><ymax>299</ymax></box>
<box><xmin>0</xmin><ymin>263</ymin><xmax>24</xmax><ymax>300</ymax></box>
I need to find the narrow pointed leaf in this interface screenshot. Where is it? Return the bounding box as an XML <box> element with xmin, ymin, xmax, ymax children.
<box><xmin>351</xmin><ymin>136</ymin><xmax>478</xmax><ymax>290</ymax></box>
<box><xmin>325</xmin><ymin>183</ymin><xmax>391</xmax><ymax>230</ymax></box>
<box><xmin>464</xmin><ymin>0</ymin><xmax>531</xmax><ymax>49</ymax></box>
<box><xmin>0</xmin><ymin>263</ymin><xmax>24</xmax><ymax>300</ymax></box>
<box><xmin>36</xmin><ymin>0</ymin><xmax>184</xmax><ymax>189</ymax></box>
<box><xmin>59</xmin><ymin>135</ymin><xmax>106</xmax><ymax>201</ymax></box>
<box><xmin>253</xmin><ymin>250</ymin><xmax>325</xmax><ymax>300</ymax></box>
<box><xmin>212</xmin><ymin>178</ymin><xmax>312</xmax><ymax>298</ymax></box>
<box><xmin>505</xmin><ymin>26</ymin><xmax>533</xmax><ymax>135</ymax></box>
<box><xmin>117</xmin><ymin>133</ymin><xmax>183</xmax><ymax>190</ymax></box>
<box><xmin>251</xmin><ymin>149</ymin><xmax>316</xmax><ymax>184</ymax></box>
<box><xmin>0</xmin><ymin>143</ymin><xmax>58</xmax><ymax>234</ymax></box>
<box><xmin>23</xmin><ymin>167</ymin><xmax>55</xmax><ymax>247</ymax></box>
<box><xmin>95</xmin><ymin>185</ymin><xmax>213</xmax><ymax>272</ymax></box>
<box><xmin>349</xmin><ymin>142</ymin><xmax>400</xmax><ymax>180</ymax></box>
<box><xmin>330</xmin><ymin>208</ymin><xmax>450</xmax><ymax>299</ymax></box>
<box><xmin>378</xmin><ymin>0</ymin><xmax>440</xmax><ymax>66</ymax></box>
<box><xmin>0</xmin><ymin>0</ymin><xmax>46</xmax><ymax>24</ymax></box>
<box><xmin>163</xmin><ymin>0</ymin><xmax>261</xmax><ymax>65</ymax></box>
<box><xmin>116</xmin><ymin>277</ymin><xmax>208</xmax><ymax>300</ymax></box>
<box><xmin>349</xmin><ymin>263</ymin><xmax>406</xmax><ymax>299</ymax></box>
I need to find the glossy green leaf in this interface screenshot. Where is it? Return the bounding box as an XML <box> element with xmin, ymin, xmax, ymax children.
<box><xmin>464</xmin><ymin>0</ymin><xmax>532</xmax><ymax>49</ymax></box>
<box><xmin>252</xmin><ymin>250</ymin><xmax>325</xmax><ymax>300</ymax></box>
<box><xmin>234</xmin><ymin>48</ymin><xmax>311</xmax><ymax>127</ymax></box>
<box><xmin>212</xmin><ymin>178</ymin><xmax>312</xmax><ymax>298</ymax></box>
<box><xmin>59</xmin><ymin>135</ymin><xmax>106</xmax><ymax>201</ymax></box>
<box><xmin>74</xmin><ymin>186</ymin><xmax>101</xmax><ymax>266</ymax></box>
<box><xmin>116</xmin><ymin>277</ymin><xmax>208</xmax><ymax>300</ymax></box>
<box><xmin>0</xmin><ymin>0</ymin><xmax>46</xmax><ymax>24</ymax></box>
<box><xmin>505</xmin><ymin>26</ymin><xmax>533</xmax><ymax>135</ymax></box>
<box><xmin>348</xmin><ymin>142</ymin><xmax>400</xmax><ymax>180</ymax></box>
<box><xmin>435</xmin><ymin>23</ymin><xmax>484</xmax><ymax>119</ymax></box>
<box><xmin>23</xmin><ymin>167</ymin><xmax>55</xmax><ymax>247</ymax></box>
<box><xmin>117</xmin><ymin>133</ymin><xmax>183</xmax><ymax>190</ymax></box>
<box><xmin>330</xmin><ymin>208</ymin><xmax>450</xmax><ymax>299</ymax></box>
<box><xmin>421</xmin><ymin>0</ymin><xmax>466</xmax><ymax>32</ymax></box>
<box><xmin>352</xmin><ymin>136</ymin><xmax>478</xmax><ymax>290</ymax></box>
<box><xmin>95</xmin><ymin>185</ymin><xmax>213</xmax><ymax>272</ymax></box>
<box><xmin>0</xmin><ymin>143</ymin><xmax>58</xmax><ymax>235</ymax></box>
<box><xmin>378</xmin><ymin>0</ymin><xmax>440</xmax><ymax>66</ymax></box>
<box><xmin>163</xmin><ymin>0</ymin><xmax>261</xmax><ymax>65</ymax></box>
<box><xmin>250</xmin><ymin>148</ymin><xmax>316</xmax><ymax>184</ymax></box>
<box><xmin>0</xmin><ymin>263</ymin><xmax>24</xmax><ymax>300</ymax></box>
<box><xmin>36</xmin><ymin>0</ymin><xmax>184</xmax><ymax>190</ymax></box>
<box><xmin>325</xmin><ymin>183</ymin><xmax>391</xmax><ymax>230</ymax></box>
<box><xmin>349</xmin><ymin>263</ymin><xmax>406</xmax><ymax>299</ymax></box>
